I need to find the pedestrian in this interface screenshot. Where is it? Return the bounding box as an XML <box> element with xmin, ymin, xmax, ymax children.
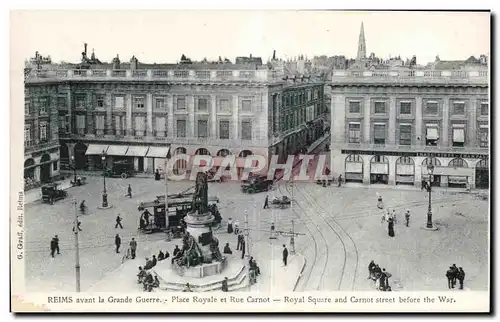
<box><xmin>388</xmin><ymin>217</ymin><xmax>395</xmax><ymax>238</ymax></box>
<box><xmin>173</xmin><ymin>245</ymin><xmax>180</xmax><ymax>257</ymax></box>
<box><xmin>270</xmin><ymin>222</ymin><xmax>276</xmax><ymax>239</ymax></box>
<box><xmin>282</xmin><ymin>244</ymin><xmax>289</xmax><ymax>267</ymax></box>
<box><xmin>227</xmin><ymin>217</ymin><xmax>234</xmax><ymax>234</ymax></box>
<box><xmin>129</xmin><ymin>238</ymin><xmax>137</xmax><ymax>259</ymax></box>
<box><xmin>152</xmin><ymin>255</ymin><xmax>157</xmax><ymax>267</ymax></box>
<box><xmin>115</xmin><ymin>214</ymin><xmax>123</xmax><ymax>229</ymax></box>
<box><xmin>221</xmin><ymin>277</ymin><xmax>229</xmax><ymax>292</ymax></box>
<box><xmin>451</xmin><ymin>264</ymin><xmax>459</xmax><ymax>288</ymax></box>
<box><xmin>263</xmin><ymin>195</ymin><xmax>269</xmax><ymax>209</ymax></box>
<box><xmin>377</xmin><ymin>193</ymin><xmax>384</xmax><ymax>209</ymax></box>
<box><xmin>458</xmin><ymin>267</ymin><xmax>466</xmax><ymax>290</ymax></box>
<box><xmin>241</xmin><ymin>239</ymin><xmax>246</xmax><ymax>259</ymax></box>
<box><xmin>338</xmin><ymin>174</ymin><xmax>343</xmax><ymax>187</ymax></box>
<box><xmin>54</xmin><ymin>235</ymin><xmax>60</xmax><ymax>255</ymax></box>
<box><xmin>50</xmin><ymin>238</ymin><xmax>57</xmax><ymax>258</ymax></box>
<box><xmin>405</xmin><ymin>211</ymin><xmax>410</xmax><ymax>227</ymax></box>
<box><xmin>72</xmin><ymin>220</ymin><xmax>82</xmax><ymax>232</ymax></box>
<box><xmin>234</xmin><ymin>220</ymin><xmax>240</xmax><ymax>235</ymax></box>
<box><xmin>368</xmin><ymin>260</ymin><xmax>376</xmax><ymax>279</ymax></box>
<box><xmin>237</xmin><ymin>234</ymin><xmax>243</xmax><ymax>250</ymax></box>
<box><xmin>392</xmin><ymin>209</ymin><xmax>397</xmax><ymax>224</ymax></box>
<box><xmin>155</xmin><ymin>169</ymin><xmax>161</xmax><ymax>181</ymax></box>
<box><xmin>158</xmin><ymin>250</ymin><xmax>165</xmax><ymax>261</ymax></box>
<box><xmin>127</xmin><ymin>184</ymin><xmax>132</xmax><ymax>198</ymax></box>
<box><xmin>115</xmin><ymin>234</ymin><xmax>121</xmax><ymax>253</ymax></box>
<box><xmin>446</xmin><ymin>267</ymin><xmax>454</xmax><ymax>289</ymax></box>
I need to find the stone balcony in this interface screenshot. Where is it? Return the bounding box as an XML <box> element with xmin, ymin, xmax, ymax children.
<box><xmin>336</xmin><ymin>142</ymin><xmax>489</xmax><ymax>156</ymax></box>
<box><xmin>25</xmin><ymin>68</ymin><xmax>282</xmax><ymax>84</ymax></box>
<box><xmin>330</xmin><ymin>69</ymin><xmax>489</xmax><ymax>86</ymax></box>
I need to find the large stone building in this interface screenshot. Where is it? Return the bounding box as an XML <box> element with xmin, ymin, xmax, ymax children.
<box><xmin>24</xmin><ymin>46</ymin><xmax>327</xmax><ymax>182</ymax></box>
<box><xmin>329</xmin><ymin>23</ymin><xmax>490</xmax><ymax>189</ymax></box>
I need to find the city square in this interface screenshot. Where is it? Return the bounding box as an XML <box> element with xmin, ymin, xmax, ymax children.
<box><xmin>24</xmin><ymin>173</ymin><xmax>488</xmax><ymax>292</ymax></box>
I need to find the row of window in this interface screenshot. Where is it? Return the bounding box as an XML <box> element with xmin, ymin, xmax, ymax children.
<box><xmin>24</xmin><ymin>123</ymin><xmax>48</xmax><ymax>146</ymax></box>
<box><xmin>61</xmin><ymin>116</ymin><xmax>254</xmax><ymax>141</ymax></box>
<box><xmin>348</xmin><ymin>100</ymin><xmax>489</xmax><ymax>116</ymax></box>
<box><xmin>347</xmin><ymin>123</ymin><xmax>489</xmax><ymax>148</ymax></box>
<box><xmin>281</xmin><ymin>104</ymin><xmax>320</xmax><ymax>132</ymax></box>
<box><xmin>69</xmin><ymin>95</ymin><xmax>254</xmax><ymax>113</ymax></box>
<box><xmin>282</xmin><ymin>88</ymin><xmax>321</xmax><ymax>107</ymax></box>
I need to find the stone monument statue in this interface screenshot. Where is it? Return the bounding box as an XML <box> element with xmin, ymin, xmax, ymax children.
<box><xmin>175</xmin><ymin>172</ymin><xmax>223</xmax><ymax>269</ymax></box>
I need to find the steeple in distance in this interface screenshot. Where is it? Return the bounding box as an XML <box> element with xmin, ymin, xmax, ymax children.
<box><xmin>357</xmin><ymin>22</ymin><xmax>366</xmax><ymax>60</ymax></box>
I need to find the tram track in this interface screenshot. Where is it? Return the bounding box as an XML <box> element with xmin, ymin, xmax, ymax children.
<box><xmin>293</xmin><ymin>183</ymin><xmax>359</xmax><ymax>291</ymax></box>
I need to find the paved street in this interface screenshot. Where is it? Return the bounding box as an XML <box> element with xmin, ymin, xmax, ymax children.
<box><xmin>25</xmin><ymin>175</ymin><xmax>488</xmax><ymax>292</ymax></box>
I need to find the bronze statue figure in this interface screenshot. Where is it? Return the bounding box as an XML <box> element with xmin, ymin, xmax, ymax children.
<box><xmin>192</xmin><ymin>172</ymin><xmax>209</xmax><ymax>215</ymax></box>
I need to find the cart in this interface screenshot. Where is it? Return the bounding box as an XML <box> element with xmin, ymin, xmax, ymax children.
<box><xmin>271</xmin><ymin>196</ymin><xmax>291</xmax><ymax>209</ymax></box>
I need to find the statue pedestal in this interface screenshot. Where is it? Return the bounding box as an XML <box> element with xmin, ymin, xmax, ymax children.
<box><xmin>184</xmin><ymin>211</ymin><xmax>215</xmax><ymax>261</ymax></box>
<box><xmin>172</xmin><ymin>257</ymin><xmax>228</xmax><ymax>278</ymax></box>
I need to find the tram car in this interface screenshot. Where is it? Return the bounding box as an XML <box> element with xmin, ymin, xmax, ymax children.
<box><xmin>137</xmin><ymin>190</ymin><xmax>221</xmax><ymax>235</ymax></box>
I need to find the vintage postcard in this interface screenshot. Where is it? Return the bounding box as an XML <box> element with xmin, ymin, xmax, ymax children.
<box><xmin>10</xmin><ymin>10</ymin><xmax>491</xmax><ymax>313</ymax></box>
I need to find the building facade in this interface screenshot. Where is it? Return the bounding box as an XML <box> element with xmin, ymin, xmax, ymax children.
<box><xmin>328</xmin><ymin>24</ymin><xmax>490</xmax><ymax>189</ymax></box>
<box><xmin>24</xmin><ymin>84</ymin><xmax>61</xmax><ymax>186</ymax></box>
<box><xmin>24</xmin><ymin>54</ymin><xmax>327</xmax><ymax>181</ymax></box>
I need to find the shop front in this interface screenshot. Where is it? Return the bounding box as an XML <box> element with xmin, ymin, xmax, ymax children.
<box><xmin>370</xmin><ymin>155</ymin><xmax>389</xmax><ymax>184</ymax></box>
<box><xmin>344</xmin><ymin>154</ymin><xmax>363</xmax><ymax>183</ymax></box>
<box><xmin>395</xmin><ymin>156</ymin><xmax>415</xmax><ymax>186</ymax></box>
<box><xmin>475</xmin><ymin>159</ymin><xmax>489</xmax><ymax>189</ymax></box>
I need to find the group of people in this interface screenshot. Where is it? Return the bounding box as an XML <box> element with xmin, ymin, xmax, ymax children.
<box><xmin>137</xmin><ymin>266</ymin><xmax>160</xmax><ymax>292</ymax></box>
<box><xmin>378</xmin><ymin>195</ymin><xmax>413</xmax><ymax>237</ymax></box>
<box><xmin>446</xmin><ymin>264</ymin><xmax>466</xmax><ymax>290</ymax></box>
<box><xmin>368</xmin><ymin>260</ymin><xmax>392</xmax><ymax>292</ymax></box>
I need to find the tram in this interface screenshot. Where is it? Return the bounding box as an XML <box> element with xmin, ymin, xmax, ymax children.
<box><xmin>137</xmin><ymin>187</ymin><xmax>221</xmax><ymax>235</ymax></box>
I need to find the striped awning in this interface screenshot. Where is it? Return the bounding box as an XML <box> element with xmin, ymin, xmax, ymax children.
<box><xmin>146</xmin><ymin>146</ymin><xmax>170</xmax><ymax>158</ymax></box>
<box><xmin>106</xmin><ymin>145</ymin><xmax>129</xmax><ymax>156</ymax></box>
<box><xmin>126</xmin><ymin>146</ymin><xmax>149</xmax><ymax>157</ymax></box>
<box><xmin>85</xmin><ymin>144</ymin><xmax>109</xmax><ymax>155</ymax></box>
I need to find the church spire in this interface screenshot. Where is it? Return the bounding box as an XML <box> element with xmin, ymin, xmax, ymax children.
<box><xmin>357</xmin><ymin>22</ymin><xmax>366</xmax><ymax>60</ymax></box>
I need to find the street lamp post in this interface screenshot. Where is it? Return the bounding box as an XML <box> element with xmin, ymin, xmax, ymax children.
<box><xmin>100</xmin><ymin>150</ymin><xmax>109</xmax><ymax>209</ymax></box>
<box><xmin>71</xmin><ymin>156</ymin><xmax>77</xmax><ymax>184</ymax></box>
<box><xmin>425</xmin><ymin>164</ymin><xmax>438</xmax><ymax>230</ymax></box>
<box><xmin>73</xmin><ymin>198</ymin><xmax>81</xmax><ymax>292</ymax></box>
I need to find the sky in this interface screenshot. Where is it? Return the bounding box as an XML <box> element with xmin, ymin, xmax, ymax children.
<box><xmin>11</xmin><ymin>10</ymin><xmax>490</xmax><ymax>65</ymax></box>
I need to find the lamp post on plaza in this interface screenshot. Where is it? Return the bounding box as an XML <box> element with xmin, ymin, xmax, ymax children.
<box><xmin>71</xmin><ymin>155</ymin><xmax>77</xmax><ymax>184</ymax></box>
<box><xmin>424</xmin><ymin>164</ymin><xmax>438</xmax><ymax>231</ymax></box>
<box><xmin>98</xmin><ymin>150</ymin><xmax>112</xmax><ymax>209</ymax></box>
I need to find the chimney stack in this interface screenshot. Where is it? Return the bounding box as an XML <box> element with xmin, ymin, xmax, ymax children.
<box><xmin>84</xmin><ymin>43</ymin><xmax>88</xmax><ymax>55</ymax></box>
<box><xmin>273</xmin><ymin>50</ymin><xmax>276</xmax><ymax>60</ymax></box>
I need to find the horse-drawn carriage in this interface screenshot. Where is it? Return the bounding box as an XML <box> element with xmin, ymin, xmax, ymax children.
<box><xmin>270</xmin><ymin>195</ymin><xmax>292</xmax><ymax>209</ymax></box>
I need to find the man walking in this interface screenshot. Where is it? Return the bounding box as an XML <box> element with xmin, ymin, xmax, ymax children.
<box><xmin>72</xmin><ymin>220</ymin><xmax>82</xmax><ymax>232</ymax></box>
<box><xmin>458</xmin><ymin>267</ymin><xmax>466</xmax><ymax>290</ymax></box>
<box><xmin>54</xmin><ymin>235</ymin><xmax>60</xmax><ymax>255</ymax></box>
<box><xmin>282</xmin><ymin>244</ymin><xmax>289</xmax><ymax>267</ymax></box>
<box><xmin>115</xmin><ymin>234</ymin><xmax>121</xmax><ymax>254</ymax></box>
<box><xmin>50</xmin><ymin>238</ymin><xmax>57</xmax><ymax>258</ymax></box>
<box><xmin>405</xmin><ymin>211</ymin><xmax>410</xmax><ymax>227</ymax></box>
<box><xmin>237</xmin><ymin>233</ymin><xmax>243</xmax><ymax>251</ymax></box>
<box><xmin>241</xmin><ymin>239</ymin><xmax>246</xmax><ymax>259</ymax></box>
<box><xmin>446</xmin><ymin>267</ymin><xmax>454</xmax><ymax>289</ymax></box>
<box><xmin>129</xmin><ymin>238</ymin><xmax>137</xmax><ymax>259</ymax></box>
<box><xmin>115</xmin><ymin>214</ymin><xmax>124</xmax><ymax>229</ymax></box>
<box><xmin>263</xmin><ymin>195</ymin><xmax>269</xmax><ymax>209</ymax></box>
<box><xmin>126</xmin><ymin>184</ymin><xmax>132</xmax><ymax>198</ymax></box>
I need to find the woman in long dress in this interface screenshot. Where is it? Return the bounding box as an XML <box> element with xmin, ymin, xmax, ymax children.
<box><xmin>388</xmin><ymin>217</ymin><xmax>395</xmax><ymax>237</ymax></box>
<box><xmin>227</xmin><ymin>218</ymin><xmax>234</xmax><ymax>234</ymax></box>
